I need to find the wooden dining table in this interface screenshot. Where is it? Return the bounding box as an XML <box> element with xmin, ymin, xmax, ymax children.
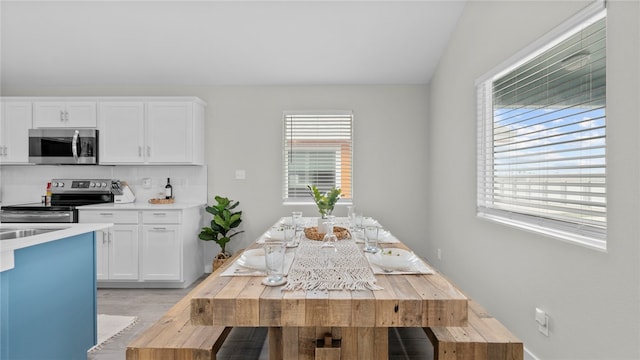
<box><xmin>190</xmin><ymin>218</ymin><xmax>468</xmax><ymax>360</ymax></box>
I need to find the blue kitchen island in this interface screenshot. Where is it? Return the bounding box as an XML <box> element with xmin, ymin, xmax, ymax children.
<box><xmin>0</xmin><ymin>224</ymin><xmax>109</xmax><ymax>360</ymax></box>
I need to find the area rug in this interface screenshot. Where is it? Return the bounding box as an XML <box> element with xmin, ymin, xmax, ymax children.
<box><xmin>89</xmin><ymin>314</ymin><xmax>138</xmax><ymax>351</ymax></box>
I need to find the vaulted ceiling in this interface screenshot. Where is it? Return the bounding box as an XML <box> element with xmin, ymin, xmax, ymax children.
<box><xmin>0</xmin><ymin>1</ymin><xmax>466</xmax><ymax>87</ymax></box>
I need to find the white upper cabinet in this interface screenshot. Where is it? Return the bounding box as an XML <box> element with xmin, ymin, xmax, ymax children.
<box><xmin>0</xmin><ymin>101</ymin><xmax>31</xmax><ymax>164</ymax></box>
<box><xmin>146</xmin><ymin>102</ymin><xmax>193</xmax><ymax>164</ymax></box>
<box><xmin>33</xmin><ymin>101</ymin><xmax>97</xmax><ymax>128</ymax></box>
<box><xmin>98</xmin><ymin>97</ymin><xmax>205</xmax><ymax>165</ymax></box>
<box><xmin>98</xmin><ymin>102</ymin><xmax>146</xmax><ymax>164</ymax></box>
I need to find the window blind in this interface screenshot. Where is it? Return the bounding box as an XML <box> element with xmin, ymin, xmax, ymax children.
<box><xmin>477</xmin><ymin>10</ymin><xmax>606</xmax><ymax>247</ymax></box>
<box><xmin>283</xmin><ymin>111</ymin><xmax>353</xmax><ymax>203</ymax></box>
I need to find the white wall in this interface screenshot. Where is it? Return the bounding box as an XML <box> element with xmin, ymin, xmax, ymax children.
<box><xmin>427</xmin><ymin>1</ymin><xmax>640</xmax><ymax>359</ymax></box>
<box><xmin>1</xmin><ymin>85</ymin><xmax>430</xmax><ymax>267</ymax></box>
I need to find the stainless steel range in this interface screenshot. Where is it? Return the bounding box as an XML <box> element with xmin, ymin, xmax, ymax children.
<box><xmin>0</xmin><ymin>179</ymin><xmax>115</xmax><ymax>223</ymax></box>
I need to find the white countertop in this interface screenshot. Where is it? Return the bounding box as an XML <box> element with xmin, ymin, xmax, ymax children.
<box><xmin>77</xmin><ymin>202</ymin><xmax>205</xmax><ymax>211</ymax></box>
<box><xmin>0</xmin><ymin>223</ymin><xmax>111</xmax><ymax>272</ymax></box>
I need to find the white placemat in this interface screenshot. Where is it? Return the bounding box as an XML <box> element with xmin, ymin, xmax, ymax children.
<box><xmin>365</xmin><ymin>252</ymin><xmax>434</xmax><ymax>275</ymax></box>
<box><xmin>220</xmin><ymin>250</ymin><xmax>296</xmax><ymax>277</ymax></box>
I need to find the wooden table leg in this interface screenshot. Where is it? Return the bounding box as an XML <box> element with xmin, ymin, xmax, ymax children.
<box><xmin>268</xmin><ymin>327</ymin><xmax>283</xmax><ymax>360</ymax></box>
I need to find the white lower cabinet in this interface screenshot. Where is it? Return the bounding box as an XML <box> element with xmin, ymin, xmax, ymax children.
<box><xmin>79</xmin><ymin>206</ymin><xmax>203</xmax><ymax>288</ymax></box>
<box><xmin>141</xmin><ymin>210</ymin><xmax>181</xmax><ymax>281</ymax></box>
<box><xmin>141</xmin><ymin>225</ymin><xmax>180</xmax><ymax>280</ymax></box>
<box><xmin>102</xmin><ymin>225</ymin><xmax>139</xmax><ymax>280</ymax></box>
<box><xmin>81</xmin><ymin>211</ymin><xmax>139</xmax><ymax>281</ymax></box>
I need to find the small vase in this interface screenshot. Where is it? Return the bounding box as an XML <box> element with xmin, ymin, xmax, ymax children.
<box><xmin>317</xmin><ymin>216</ymin><xmax>333</xmax><ymax>234</ymax></box>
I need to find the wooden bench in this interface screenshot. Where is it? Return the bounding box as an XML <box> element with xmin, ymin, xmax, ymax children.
<box><xmin>126</xmin><ymin>254</ymin><xmax>240</xmax><ymax>360</ymax></box>
<box><xmin>424</xmin><ymin>299</ymin><xmax>523</xmax><ymax>360</ymax></box>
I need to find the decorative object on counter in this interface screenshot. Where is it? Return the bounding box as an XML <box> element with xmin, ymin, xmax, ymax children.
<box><xmin>148</xmin><ymin>197</ymin><xmax>175</xmax><ymax>204</ymax></box>
<box><xmin>165</xmin><ymin>178</ymin><xmax>173</xmax><ymax>199</ymax></box>
<box><xmin>198</xmin><ymin>196</ymin><xmax>243</xmax><ymax>271</ymax></box>
<box><xmin>304</xmin><ymin>226</ymin><xmax>351</xmax><ymax>241</ymax></box>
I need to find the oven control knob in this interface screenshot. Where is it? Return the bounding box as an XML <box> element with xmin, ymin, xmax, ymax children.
<box><xmin>56</xmin><ymin>182</ymin><xmax>64</xmax><ymax>187</ymax></box>
<box><xmin>90</xmin><ymin>182</ymin><xmax>95</xmax><ymax>188</ymax></box>
<box><xmin>101</xmin><ymin>182</ymin><xmax>107</xmax><ymax>188</ymax></box>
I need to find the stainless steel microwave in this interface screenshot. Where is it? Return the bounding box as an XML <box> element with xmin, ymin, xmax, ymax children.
<box><xmin>28</xmin><ymin>129</ymin><xmax>98</xmax><ymax>165</ymax></box>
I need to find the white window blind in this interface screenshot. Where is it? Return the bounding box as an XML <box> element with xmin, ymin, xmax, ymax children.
<box><xmin>477</xmin><ymin>6</ymin><xmax>606</xmax><ymax>249</ymax></box>
<box><xmin>283</xmin><ymin>111</ymin><xmax>353</xmax><ymax>203</ymax></box>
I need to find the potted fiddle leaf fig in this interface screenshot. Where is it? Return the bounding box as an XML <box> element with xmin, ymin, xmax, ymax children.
<box><xmin>198</xmin><ymin>196</ymin><xmax>243</xmax><ymax>271</ymax></box>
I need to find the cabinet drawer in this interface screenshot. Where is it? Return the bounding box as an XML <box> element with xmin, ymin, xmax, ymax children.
<box><xmin>80</xmin><ymin>210</ymin><xmax>139</xmax><ymax>224</ymax></box>
<box><xmin>142</xmin><ymin>211</ymin><xmax>180</xmax><ymax>224</ymax></box>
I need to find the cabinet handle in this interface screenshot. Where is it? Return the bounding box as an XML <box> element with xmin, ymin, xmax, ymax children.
<box><xmin>99</xmin><ymin>212</ymin><xmax>114</xmax><ymax>216</ymax></box>
<box><xmin>147</xmin><ymin>146</ymin><xmax>151</xmax><ymax>157</ymax></box>
<box><xmin>152</xmin><ymin>227</ymin><xmax>167</xmax><ymax>231</ymax></box>
<box><xmin>65</xmin><ymin>111</ymin><xmax>69</xmax><ymax>122</ymax></box>
<box><xmin>109</xmin><ymin>232</ymin><xmax>113</xmax><ymax>243</ymax></box>
<box><xmin>2</xmin><ymin>146</ymin><xmax>7</xmax><ymax>156</ymax></box>
<box><xmin>60</xmin><ymin>110</ymin><xmax>64</xmax><ymax>122</ymax></box>
<box><xmin>102</xmin><ymin>230</ymin><xmax>108</xmax><ymax>244</ymax></box>
<box><xmin>138</xmin><ymin>146</ymin><xmax>142</xmax><ymax>157</ymax></box>
<box><xmin>152</xmin><ymin>213</ymin><xmax>166</xmax><ymax>216</ymax></box>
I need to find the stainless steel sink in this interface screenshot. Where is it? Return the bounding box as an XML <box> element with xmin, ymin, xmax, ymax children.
<box><xmin>0</xmin><ymin>228</ymin><xmax>65</xmax><ymax>240</ymax></box>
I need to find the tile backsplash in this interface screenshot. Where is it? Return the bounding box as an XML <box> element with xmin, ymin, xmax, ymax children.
<box><xmin>0</xmin><ymin>165</ymin><xmax>207</xmax><ymax>205</ymax></box>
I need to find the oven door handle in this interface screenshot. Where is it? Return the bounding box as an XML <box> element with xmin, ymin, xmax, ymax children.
<box><xmin>2</xmin><ymin>212</ymin><xmax>71</xmax><ymax>219</ymax></box>
<box><xmin>72</xmin><ymin>130</ymin><xmax>80</xmax><ymax>163</ymax></box>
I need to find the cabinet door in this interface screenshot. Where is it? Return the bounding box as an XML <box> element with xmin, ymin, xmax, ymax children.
<box><xmin>65</xmin><ymin>102</ymin><xmax>97</xmax><ymax>127</ymax></box>
<box><xmin>146</xmin><ymin>102</ymin><xmax>193</xmax><ymax>164</ymax></box>
<box><xmin>33</xmin><ymin>102</ymin><xmax>66</xmax><ymax>128</ymax></box>
<box><xmin>1</xmin><ymin>102</ymin><xmax>30</xmax><ymax>163</ymax></box>
<box><xmin>109</xmin><ymin>225</ymin><xmax>139</xmax><ymax>280</ymax></box>
<box><xmin>95</xmin><ymin>229</ymin><xmax>110</xmax><ymax>280</ymax></box>
<box><xmin>141</xmin><ymin>225</ymin><xmax>181</xmax><ymax>281</ymax></box>
<box><xmin>98</xmin><ymin>102</ymin><xmax>145</xmax><ymax>164</ymax></box>
<box><xmin>33</xmin><ymin>101</ymin><xmax>96</xmax><ymax>128</ymax></box>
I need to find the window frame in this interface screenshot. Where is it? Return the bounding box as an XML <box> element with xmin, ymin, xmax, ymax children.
<box><xmin>475</xmin><ymin>1</ymin><xmax>607</xmax><ymax>251</ymax></box>
<box><xmin>282</xmin><ymin>110</ymin><xmax>354</xmax><ymax>205</ymax></box>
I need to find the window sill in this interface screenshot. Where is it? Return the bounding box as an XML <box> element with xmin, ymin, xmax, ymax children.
<box><xmin>477</xmin><ymin>212</ymin><xmax>607</xmax><ymax>253</ymax></box>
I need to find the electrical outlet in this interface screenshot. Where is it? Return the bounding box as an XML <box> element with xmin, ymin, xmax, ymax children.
<box><xmin>235</xmin><ymin>169</ymin><xmax>246</xmax><ymax>180</ymax></box>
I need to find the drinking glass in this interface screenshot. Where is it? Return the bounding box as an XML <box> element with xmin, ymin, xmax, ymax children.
<box><xmin>292</xmin><ymin>211</ymin><xmax>303</xmax><ymax>229</ymax></box>
<box><xmin>355</xmin><ymin>213</ymin><xmax>364</xmax><ymax>230</ymax></box>
<box><xmin>364</xmin><ymin>225</ymin><xmax>379</xmax><ymax>253</ymax></box>
<box><xmin>347</xmin><ymin>205</ymin><xmax>356</xmax><ymax>229</ymax></box>
<box><xmin>264</xmin><ymin>242</ymin><xmax>287</xmax><ymax>284</ymax></box>
<box><xmin>283</xmin><ymin>224</ymin><xmax>295</xmax><ymax>247</ymax></box>
<box><xmin>320</xmin><ymin>221</ymin><xmax>338</xmax><ymax>266</ymax></box>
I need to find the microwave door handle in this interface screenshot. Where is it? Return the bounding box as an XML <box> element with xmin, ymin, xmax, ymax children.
<box><xmin>72</xmin><ymin>130</ymin><xmax>80</xmax><ymax>163</ymax></box>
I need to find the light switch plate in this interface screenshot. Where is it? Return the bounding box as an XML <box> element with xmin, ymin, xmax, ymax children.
<box><xmin>235</xmin><ymin>169</ymin><xmax>246</xmax><ymax>180</ymax></box>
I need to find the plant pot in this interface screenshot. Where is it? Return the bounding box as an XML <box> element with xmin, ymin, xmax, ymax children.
<box><xmin>212</xmin><ymin>252</ymin><xmax>231</xmax><ymax>272</ymax></box>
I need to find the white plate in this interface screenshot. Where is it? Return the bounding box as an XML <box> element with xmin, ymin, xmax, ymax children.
<box><xmin>369</xmin><ymin>248</ymin><xmax>417</xmax><ymax>271</ymax></box>
<box><xmin>360</xmin><ymin>217</ymin><xmax>379</xmax><ymax>227</ymax></box>
<box><xmin>264</xmin><ymin>229</ymin><xmax>285</xmax><ymax>241</ymax></box>
<box><xmin>236</xmin><ymin>249</ymin><xmax>265</xmax><ymax>270</ymax></box>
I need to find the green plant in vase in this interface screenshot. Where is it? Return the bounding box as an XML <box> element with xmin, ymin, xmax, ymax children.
<box><xmin>307</xmin><ymin>185</ymin><xmax>341</xmax><ymax>218</ymax></box>
<box><xmin>198</xmin><ymin>196</ymin><xmax>243</xmax><ymax>270</ymax></box>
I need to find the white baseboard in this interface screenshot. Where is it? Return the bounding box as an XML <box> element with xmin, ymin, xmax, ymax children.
<box><xmin>525</xmin><ymin>346</ymin><xmax>541</xmax><ymax>360</ymax></box>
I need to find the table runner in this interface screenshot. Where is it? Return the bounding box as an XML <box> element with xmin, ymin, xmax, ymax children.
<box><xmin>283</xmin><ymin>238</ymin><xmax>382</xmax><ymax>291</ymax></box>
